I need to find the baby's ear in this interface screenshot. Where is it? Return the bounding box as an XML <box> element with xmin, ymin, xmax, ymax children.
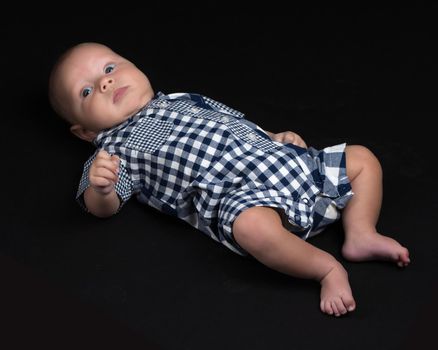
<box><xmin>70</xmin><ymin>124</ymin><xmax>97</xmax><ymax>142</ymax></box>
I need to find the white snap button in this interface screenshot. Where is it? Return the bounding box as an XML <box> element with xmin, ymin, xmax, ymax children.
<box><xmin>158</xmin><ymin>101</ymin><xmax>169</xmax><ymax>107</ymax></box>
<box><xmin>247</xmin><ymin>133</ymin><xmax>258</xmax><ymax>141</ymax></box>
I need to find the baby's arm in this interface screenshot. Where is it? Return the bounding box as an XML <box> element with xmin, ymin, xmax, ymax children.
<box><xmin>83</xmin><ymin>149</ymin><xmax>120</xmax><ymax>218</ymax></box>
<box><xmin>265</xmin><ymin>130</ymin><xmax>307</xmax><ymax>148</ymax></box>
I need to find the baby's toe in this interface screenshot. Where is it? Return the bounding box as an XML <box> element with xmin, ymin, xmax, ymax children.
<box><xmin>398</xmin><ymin>248</ymin><xmax>410</xmax><ymax>267</ymax></box>
<box><xmin>342</xmin><ymin>295</ymin><xmax>356</xmax><ymax>312</ymax></box>
<box><xmin>321</xmin><ymin>300</ymin><xmax>334</xmax><ymax>315</ymax></box>
<box><xmin>331</xmin><ymin>301</ymin><xmax>341</xmax><ymax>316</ymax></box>
<box><xmin>334</xmin><ymin>299</ymin><xmax>348</xmax><ymax>316</ymax></box>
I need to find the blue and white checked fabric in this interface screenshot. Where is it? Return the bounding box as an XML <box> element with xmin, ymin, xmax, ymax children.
<box><xmin>77</xmin><ymin>92</ymin><xmax>353</xmax><ymax>255</ymax></box>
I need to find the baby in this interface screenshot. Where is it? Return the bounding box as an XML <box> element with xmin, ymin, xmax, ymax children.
<box><xmin>48</xmin><ymin>42</ymin><xmax>410</xmax><ymax>317</ymax></box>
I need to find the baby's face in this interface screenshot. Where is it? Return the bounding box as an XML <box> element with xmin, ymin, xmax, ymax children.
<box><xmin>54</xmin><ymin>43</ymin><xmax>154</xmax><ymax>132</ymax></box>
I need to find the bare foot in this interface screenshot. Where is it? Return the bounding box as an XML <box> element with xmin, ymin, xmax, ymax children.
<box><xmin>342</xmin><ymin>231</ymin><xmax>410</xmax><ymax>267</ymax></box>
<box><xmin>320</xmin><ymin>263</ymin><xmax>356</xmax><ymax>317</ymax></box>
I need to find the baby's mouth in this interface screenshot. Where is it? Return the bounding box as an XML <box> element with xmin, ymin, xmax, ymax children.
<box><xmin>113</xmin><ymin>86</ymin><xmax>128</xmax><ymax>103</ymax></box>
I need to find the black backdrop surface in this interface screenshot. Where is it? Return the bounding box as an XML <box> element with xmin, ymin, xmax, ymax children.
<box><xmin>1</xmin><ymin>6</ymin><xmax>437</xmax><ymax>350</ymax></box>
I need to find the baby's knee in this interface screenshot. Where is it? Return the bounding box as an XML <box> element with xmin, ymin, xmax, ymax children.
<box><xmin>346</xmin><ymin>145</ymin><xmax>382</xmax><ymax>175</ymax></box>
<box><xmin>233</xmin><ymin>206</ymin><xmax>283</xmax><ymax>254</ymax></box>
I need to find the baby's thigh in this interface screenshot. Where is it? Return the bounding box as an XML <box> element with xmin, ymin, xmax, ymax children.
<box><xmin>233</xmin><ymin>206</ymin><xmax>285</xmax><ymax>252</ymax></box>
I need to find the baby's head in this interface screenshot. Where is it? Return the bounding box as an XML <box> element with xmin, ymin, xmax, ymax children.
<box><xmin>48</xmin><ymin>42</ymin><xmax>154</xmax><ymax>142</ymax></box>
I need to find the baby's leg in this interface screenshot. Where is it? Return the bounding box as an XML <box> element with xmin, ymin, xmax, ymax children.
<box><xmin>341</xmin><ymin>145</ymin><xmax>410</xmax><ymax>267</ymax></box>
<box><xmin>233</xmin><ymin>206</ymin><xmax>356</xmax><ymax>316</ymax></box>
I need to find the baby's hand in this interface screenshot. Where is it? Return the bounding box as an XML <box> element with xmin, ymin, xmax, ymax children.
<box><xmin>271</xmin><ymin>131</ymin><xmax>307</xmax><ymax>148</ymax></box>
<box><xmin>88</xmin><ymin>149</ymin><xmax>120</xmax><ymax>195</ymax></box>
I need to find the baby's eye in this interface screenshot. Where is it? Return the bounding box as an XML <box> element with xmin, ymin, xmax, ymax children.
<box><xmin>82</xmin><ymin>87</ymin><xmax>93</xmax><ymax>98</ymax></box>
<box><xmin>104</xmin><ymin>64</ymin><xmax>115</xmax><ymax>74</ymax></box>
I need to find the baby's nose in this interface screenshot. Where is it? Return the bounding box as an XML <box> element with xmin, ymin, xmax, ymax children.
<box><xmin>100</xmin><ymin>77</ymin><xmax>114</xmax><ymax>91</ymax></box>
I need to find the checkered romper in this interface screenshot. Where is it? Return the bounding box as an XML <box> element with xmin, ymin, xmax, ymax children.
<box><xmin>77</xmin><ymin>92</ymin><xmax>353</xmax><ymax>255</ymax></box>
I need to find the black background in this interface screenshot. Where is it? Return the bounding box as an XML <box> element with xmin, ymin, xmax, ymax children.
<box><xmin>1</xmin><ymin>5</ymin><xmax>437</xmax><ymax>350</ymax></box>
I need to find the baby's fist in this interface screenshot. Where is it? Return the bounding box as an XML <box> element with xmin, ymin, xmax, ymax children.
<box><xmin>272</xmin><ymin>131</ymin><xmax>307</xmax><ymax>148</ymax></box>
<box><xmin>89</xmin><ymin>150</ymin><xmax>120</xmax><ymax>195</ymax></box>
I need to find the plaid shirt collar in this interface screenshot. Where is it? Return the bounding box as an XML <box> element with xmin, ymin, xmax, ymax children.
<box><xmin>93</xmin><ymin>91</ymin><xmax>170</xmax><ymax>147</ymax></box>
<box><xmin>92</xmin><ymin>91</ymin><xmax>242</xmax><ymax>147</ymax></box>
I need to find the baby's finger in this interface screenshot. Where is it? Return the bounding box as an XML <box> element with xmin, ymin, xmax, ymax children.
<box><xmin>297</xmin><ymin>140</ymin><xmax>308</xmax><ymax>148</ymax></box>
<box><xmin>94</xmin><ymin>158</ymin><xmax>119</xmax><ymax>175</ymax></box>
<box><xmin>90</xmin><ymin>176</ymin><xmax>112</xmax><ymax>188</ymax></box>
<box><xmin>96</xmin><ymin>149</ymin><xmax>112</xmax><ymax>160</ymax></box>
<box><xmin>93</xmin><ymin>167</ymin><xmax>119</xmax><ymax>183</ymax></box>
<box><xmin>293</xmin><ymin>136</ymin><xmax>307</xmax><ymax>148</ymax></box>
<box><xmin>110</xmin><ymin>154</ymin><xmax>121</xmax><ymax>167</ymax></box>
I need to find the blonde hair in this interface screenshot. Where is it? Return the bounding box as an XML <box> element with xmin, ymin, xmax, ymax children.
<box><xmin>48</xmin><ymin>45</ymin><xmax>77</xmax><ymax>124</ymax></box>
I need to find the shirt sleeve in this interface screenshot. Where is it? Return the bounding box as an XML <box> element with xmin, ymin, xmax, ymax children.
<box><xmin>76</xmin><ymin>150</ymin><xmax>134</xmax><ymax>213</ymax></box>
